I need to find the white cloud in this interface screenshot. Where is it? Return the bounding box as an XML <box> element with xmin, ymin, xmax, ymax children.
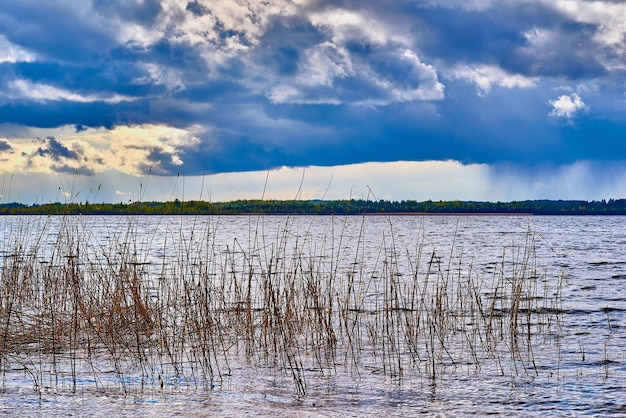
<box><xmin>448</xmin><ymin>64</ymin><xmax>537</xmax><ymax>96</ymax></box>
<box><xmin>549</xmin><ymin>1</ymin><xmax>626</xmax><ymax>70</ymax></box>
<box><xmin>0</xmin><ymin>35</ymin><xmax>36</xmax><ymax>63</ymax></box>
<box><xmin>309</xmin><ymin>8</ymin><xmax>409</xmax><ymax>47</ymax></box>
<box><xmin>299</xmin><ymin>42</ymin><xmax>353</xmax><ymax>88</ymax></box>
<box><xmin>132</xmin><ymin>63</ymin><xmax>186</xmax><ymax>93</ymax></box>
<box><xmin>133</xmin><ymin>2</ymin><xmax>444</xmax><ymax>106</ymax></box>
<box><xmin>395</xmin><ymin>50</ymin><xmax>445</xmax><ymax>101</ymax></box>
<box><xmin>160</xmin><ymin>0</ymin><xmax>304</xmax><ymax>64</ymax></box>
<box><xmin>6</xmin><ymin>79</ymin><xmax>135</xmax><ymax>104</ymax></box>
<box><xmin>548</xmin><ymin>93</ymin><xmax>587</xmax><ymax>119</ymax></box>
<box><xmin>268</xmin><ymin>47</ymin><xmax>444</xmax><ymax>105</ymax></box>
<box><xmin>552</xmin><ymin>1</ymin><xmax>626</xmax><ymax>47</ymax></box>
<box><xmin>267</xmin><ymin>8</ymin><xmax>444</xmax><ymax>105</ymax></box>
<box><xmin>3</xmin><ymin>0</ymin><xmax>445</xmax><ymax>107</ymax></box>
<box><xmin>0</xmin><ymin>124</ymin><xmax>202</xmax><ymax>177</ymax></box>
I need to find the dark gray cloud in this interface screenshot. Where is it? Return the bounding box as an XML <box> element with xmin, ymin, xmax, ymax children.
<box><xmin>139</xmin><ymin>146</ymin><xmax>182</xmax><ymax>175</ymax></box>
<box><xmin>36</xmin><ymin>137</ymin><xmax>80</xmax><ymax>162</ymax></box>
<box><xmin>414</xmin><ymin>3</ymin><xmax>607</xmax><ymax>80</ymax></box>
<box><xmin>0</xmin><ymin>100</ymin><xmax>151</xmax><ymax>129</ymax></box>
<box><xmin>91</xmin><ymin>0</ymin><xmax>163</xmax><ymax>26</ymax></box>
<box><xmin>509</xmin><ymin>21</ymin><xmax>606</xmax><ymax>78</ymax></box>
<box><xmin>0</xmin><ymin>1</ymin><xmax>117</xmax><ymax>62</ymax></box>
<box><xmin>0</xmin><ymin>140</ymin><xmax>13</xmax><ymax>152</ymax></box>
<box><xmin>53</xmin><ymin>163</ymin><xmax>95</xmax><ymax>176</ymax></box>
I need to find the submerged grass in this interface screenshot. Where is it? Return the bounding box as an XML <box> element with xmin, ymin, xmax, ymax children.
<box><xmin>0</xmin><ymin>213</ymin><xmax>564</xmax><ymax>397</ymax></box>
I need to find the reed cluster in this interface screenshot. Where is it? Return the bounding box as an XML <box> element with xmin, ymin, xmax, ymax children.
<box><xmin>0</xmin><ymin>214</ymin><xmax>563</xmax><ymax>396</ymax></box>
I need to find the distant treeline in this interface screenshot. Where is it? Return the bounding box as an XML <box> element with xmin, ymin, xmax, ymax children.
<box><xmin>2</xmin><ymin>198</ymin><xmax>626</xmax><ymax>215</ymax></box>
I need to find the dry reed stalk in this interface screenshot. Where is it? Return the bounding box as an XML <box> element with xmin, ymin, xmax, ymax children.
<box><xmin>0</xmin><ymin>213</ymin><xmax>564</xmax><ymax>396</ymax></box>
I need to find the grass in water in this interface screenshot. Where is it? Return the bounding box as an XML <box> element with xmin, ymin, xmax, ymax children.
<box><xmin>0</xmin><ymin>213</ymin><xmax>563</xmax><ymax>397</ymax></box>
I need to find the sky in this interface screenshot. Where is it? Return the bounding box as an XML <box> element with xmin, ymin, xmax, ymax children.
<box><xmin>2</xmin><ymin>0</ymin><xmax>626</xmax><ymax>204</ymax></box>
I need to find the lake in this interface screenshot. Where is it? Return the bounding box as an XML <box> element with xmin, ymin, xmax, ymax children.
<box><xmin>0</xmin><ymin>214</ymin><xmax>624</xmax><ymax>416</ymax></box>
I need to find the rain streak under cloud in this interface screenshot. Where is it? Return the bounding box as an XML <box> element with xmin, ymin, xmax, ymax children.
<box><xmin>2</xmin><ymin>0</ymin><xmax>626</xmax><ymax>203</ymax></box>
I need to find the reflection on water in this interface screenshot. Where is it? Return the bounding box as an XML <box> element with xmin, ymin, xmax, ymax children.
<box><xmin>0</xmin><ymin>214</ymin><xmax>624</xmax><ymax>416</ymax></box>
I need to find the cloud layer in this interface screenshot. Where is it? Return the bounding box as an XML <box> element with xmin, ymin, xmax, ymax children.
<box><xmin>2</xmin><ymin>0</ymin><xmax>626</xmax><ymax>201</ymax></box>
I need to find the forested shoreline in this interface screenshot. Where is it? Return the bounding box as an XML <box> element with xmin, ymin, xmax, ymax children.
<box><xmin>1</xmin><ymin>198</ymin><xmax>626</xmax><ymax>215</ymax></box>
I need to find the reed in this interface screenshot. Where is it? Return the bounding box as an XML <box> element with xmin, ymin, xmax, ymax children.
<box><xmin>0</xmin><ymin>213</ymin><xmax>564</xmax><ymax>397</ymax></box>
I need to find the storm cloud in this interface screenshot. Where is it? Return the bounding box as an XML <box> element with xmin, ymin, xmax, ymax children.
<box><xmin>1</xmin><ymin>0</ymin><xmax>626</xmax><ymax>202</ymax></box>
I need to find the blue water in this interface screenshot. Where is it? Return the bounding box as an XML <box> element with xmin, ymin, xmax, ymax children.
<box><xmin>0</xmin><ymin>215</ymin><xmax>624</xmax><ymax>416</ymax></box>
